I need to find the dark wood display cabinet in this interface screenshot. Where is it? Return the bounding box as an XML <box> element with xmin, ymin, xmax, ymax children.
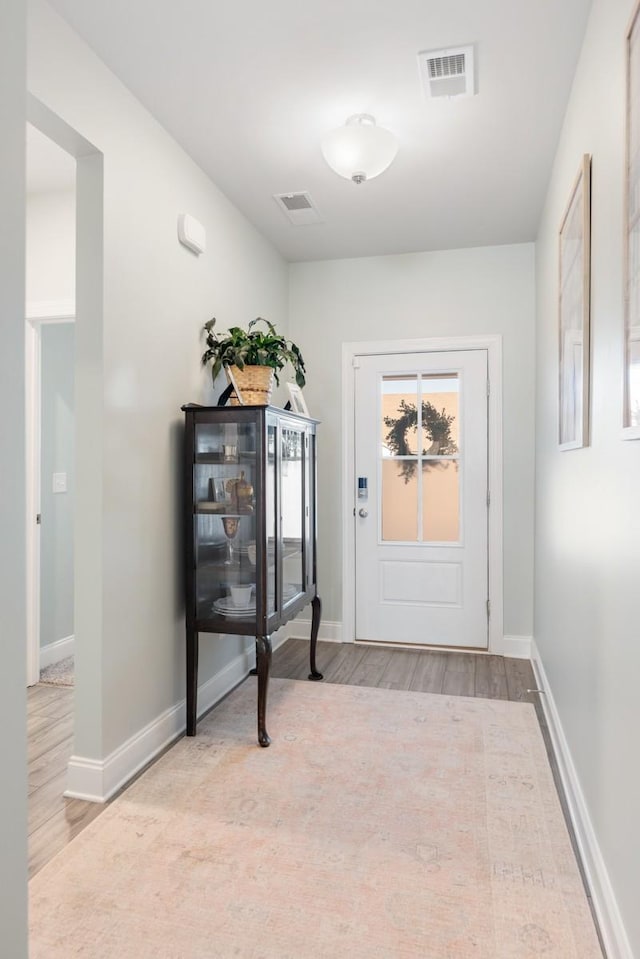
<box><xmin>182</xmin><ymin>404</ymin><xmax>322</xmax><ymax>746</ymax></box>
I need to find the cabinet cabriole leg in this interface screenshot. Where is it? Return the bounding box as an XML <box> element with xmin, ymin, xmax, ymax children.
<box><xmin>249</xmin><ymin>639</ymin><xmax>259</xmax><ymax>676</ymax></box>
<box><xmin>256</xmin><ymin>634</ymin><xmax>272</xmax><ymax>747</ymax></box>
<box><xmin>308</xmin><ymin>594</ymin><xmax>323</xmax><ymax>681</ymax></box>
<box><xmin>186</xmin><ymin>628</ymin><xmax>198</xmax><ymax>736</ymax></box>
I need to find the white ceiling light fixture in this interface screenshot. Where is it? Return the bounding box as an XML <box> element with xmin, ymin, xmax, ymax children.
<box><xmin>321</xmin><ymin>114</ymin><xmax>398</xmax><ymax>184</ymax></box>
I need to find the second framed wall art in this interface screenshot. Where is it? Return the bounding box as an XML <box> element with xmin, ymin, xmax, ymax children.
<box><xmin>558</xmin><ymin>153</ymin><xmax>592</xmax><ymax>450</ymax></box>
<box><xmin>625</xmin><ymin>4</ymin><xmax>640</xmax><ymax>436</ymax></box>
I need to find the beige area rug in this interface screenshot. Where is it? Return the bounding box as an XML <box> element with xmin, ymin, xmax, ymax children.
<box><xmin>29</xmin><ymin>679</ymin><xmax>602</xmax><ymax>959</ymax></box>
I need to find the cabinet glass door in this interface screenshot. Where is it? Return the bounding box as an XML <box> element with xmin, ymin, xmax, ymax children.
<box><xmin>304</xmin><ymin>428</ymin><xmax>314</xmax><ymax>591</ymax></box>
<box><xmin>266</xmin><ymin>418</ymin><xmax>277</xmax><ymax>616</ymax></box>
<box><xmin>281</xmin><ymin>424</ymin><xmax>305</xmax><ymax>606</ymax></box>
<box><xmin>193</xmin><ymin>418</ymin><xmax>257</xmax><ymax>623</ymax></box>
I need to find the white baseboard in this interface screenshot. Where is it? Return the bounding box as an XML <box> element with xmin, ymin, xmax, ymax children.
<box><xmin>491</xmin><ymin>634</ymin><xmax>532</xmax><ymax>659</ymax></box>
<box><xmin>284</xmin><ymin>622</ymin><xmax>531</xmax><ymax>656</ymax></box>
<box><xmin>39</xmin><ymin>634</ymin><xmax>74</xmax><ymax>669</ymax></box>
<box><xmin>65</xmin><ymin>627</ymin><xmax>291</xmax><ymax>804</ymax></box>
<box><xmin>285</xmin><ymin>617</ymin><xmax>342</xmax><ymax>643</ymax></box>
<box><xmin>531</xmin><ymin>640</ymin><xmax>633</xmax><ymax>959</ymax></box>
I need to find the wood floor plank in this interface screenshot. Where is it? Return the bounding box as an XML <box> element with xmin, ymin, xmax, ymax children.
<box><xmin>28</xmin><ymin>771</ymin><xmax>69</xmax><ymax>834</ymax></box>
<box><xmin>474</xmin><ymin>655</ymin><xmax>509</xmax><ymax>700</ymax></box>
<box><xmin>322</xmin><ymin>644</ymin><xmax>367</xmax><ymax>685</ymax></box>
<box><xmin>28</xmin><ymin>715</ymin><xmax>74</xmax><ymax>764</ymax></box>
<box><xmin>29</xmin><ymin>799</ymin><xmax>105</xmax><ymax>878</ymax></box>
<box><xmin>315</xmin><ymin>643</ymin><xmax>358</xmax><ymax>683</ymax></box>
<box><xmin>27</xmin><ymin>682</ymin><xmax>108</xmax><ymax>878</ymax></box>
<box><xmin>28</xmin><ymin>710</ymin><xmax>56</xmax><ymax>738</ymax></box>
<box><xmin>443</xmin><ymin>651</ymin><xmax>476</xmax><ymax>673</ymax></box>
<box><xmin>272</xmin><ymin>636</ymin><xmax>306</xmax><ymax>667</ymax></box>
<box><xmin>377</xmin><ymin>650</ymin><xmax>420</xmax><ymax>690</ymax></box>
<box><xmin>306</xmin><ymin>640</ymin><xmax>344</xmax><ymax>678</ymax></box>
<box><xmin>409</xmin><ymin>651</ymin><xmax>447</xmax><ymax>694</ymax></box>
<box><xmin>29</xmin><ymin>692</ymin><xmax>74</xmax><ymax>722</ymax></box>
<box><xmin>441</xmin><ymin>668</ymin><xmax>475</xmax><ymax>697</ymax></box>
<box><xmin>271</xmin><ymin>638</ymin><xmax>310</xmax><ymax>678</ymax></box>
<box><xmin>341</xmin><ymin>646</ymin><xmax>390</xmax><ymax>687</ymax></box>
<box><xmin>441</xmin><ymin>652</ymin><xmax>476</xmax><ymax>696</ymax></box>
<box><xmin>27</xmin><ymin>684</ymin><xmax>72</xmax><ymax>716</ymax></box>
<box><xmin>504</xmin><ymin>657</ymin><xmax>537</xmax><ymax>704</ymax></box>
<box><xmin>28</xmin><ymin>733</ymin><xmax>74</xmax><ymax>792</ymax></box>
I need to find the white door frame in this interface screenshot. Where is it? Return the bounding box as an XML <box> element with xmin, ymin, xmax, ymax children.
<box><xmin>25</xmin><ymin>302</ymin><xmax>75</xmax><ymax>686</ymax></box>
<box><xmin>342</xmin><ymin>335</ymin><xmax>503</xmax><ymax>652</ymax></box>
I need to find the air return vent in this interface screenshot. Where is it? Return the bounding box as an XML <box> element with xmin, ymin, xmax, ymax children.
<box><xmin>274</xmin><ymin>192</ymin><xmax>323</xmax><ymax>225</ymax></box>
<box><xmin>418</xmin><ymin>45</ymin><xmax>476</xmax><ymax>99</ymax></box>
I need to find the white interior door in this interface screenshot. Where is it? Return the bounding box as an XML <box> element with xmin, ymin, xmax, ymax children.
<box><xmin>354</xmin><ymin>350</ymin><xmax>488</xmax><ymax>649</ymax></box>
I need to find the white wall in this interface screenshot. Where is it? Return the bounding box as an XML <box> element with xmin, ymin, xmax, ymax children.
<box><xmin>28</xmin><ymin>0</ymin><xmax>289</xmax><ymax>761</ymax></box>
<box><xmin>535</xmin><ymin>0</ymin><xmax>639</xmax><ymax>953</ymax></box>
<box><xmin>26</xmin><ymin>189</ymin><xmax>75</xmax><ymax>303</ymax></box>
<box><xmin>289</xmin><ymin>243</ymin><xmax>536</xmax><ymax>637</ymax></box>
<box><xmin>40</xmin><ymin>323</ymin><xmax>75</xmax><ymax>650</ymax></box>
<box><xmin>0</xmin><ymin>0</ymin><xmax>28</xmax><ymax>952</ymax></box>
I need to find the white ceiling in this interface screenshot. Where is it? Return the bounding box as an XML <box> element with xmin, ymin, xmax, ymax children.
<box><xmin>46</xmin><ymin>0</ymin><xmax>592</xmax><ymax>262</ymax></box>
<box><xmin>26</xmin><ymin>123</ymin><xmax>76</xmax><ymax>194</ymax></box>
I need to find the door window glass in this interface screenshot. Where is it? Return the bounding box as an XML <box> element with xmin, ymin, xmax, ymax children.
<box><xmin>381</xmin><ymin>375</ymin><xmax>419</xmax><ymax>454</ymax></box>
<box><xmin>422</xmin><ymin>461</ymin><xmax>460</xmax><ymax>542</ymax></box>
<box><xmin>381</xmin><ymin>372</ymin><xmax>460</xmax><ymax>543</ymax></box>
<box><xmin>381</xmin><ymin>460</ymin><xmax>418</xmax><ymax>542</ymax></box>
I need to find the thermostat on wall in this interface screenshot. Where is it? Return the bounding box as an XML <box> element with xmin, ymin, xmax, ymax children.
<box><xmin>177</xmin><ymin>213</ymin><xmax>206</xmax><ymax>255</ymax></box>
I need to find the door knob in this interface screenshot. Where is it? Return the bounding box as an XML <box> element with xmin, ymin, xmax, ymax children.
<box><xmin>358</xmin><ymin>508</ymin><xmax>368</xmax><ymax>518</ymax></box>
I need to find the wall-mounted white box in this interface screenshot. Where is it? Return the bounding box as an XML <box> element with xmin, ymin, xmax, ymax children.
<box><xmin>177</xmin><ymin>213</ymin><xmax>206</xmax><ymax>255</ymax></box>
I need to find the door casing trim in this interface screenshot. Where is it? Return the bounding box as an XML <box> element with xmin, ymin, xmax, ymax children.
<box><xmin>342</xmin><ymin>335</ymin><xmax>503</xmax><ymax>652</ymax></box>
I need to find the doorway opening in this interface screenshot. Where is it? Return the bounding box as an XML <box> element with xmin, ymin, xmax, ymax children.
<box><xmin>25</xmin><ymin>123</ymin><xmax>77</xmax><ymax>688</ymax></box>
<box><xmin>24</xmin><ymin>95</ymin><xmax>104</xmax><ymax>871</ymax></box>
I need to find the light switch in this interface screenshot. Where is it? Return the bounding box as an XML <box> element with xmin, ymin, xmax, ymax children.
<box><xmin>52</xmin><ymin>472</ymin><xmax>67</xmax><ymax>493</ymax></box>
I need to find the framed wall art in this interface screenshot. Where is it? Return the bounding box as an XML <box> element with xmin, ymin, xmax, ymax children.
<box><xmin>625</xmin><ymin>3</ymin><xmax>640</xmax><ymax>436</ymax></box>
<box><xmin>287</xmin><ymin>382</ymin><xmax>310</xmax><ymax>416</ymax></box>
<box><xmin>558</xmin><ymin>154</ymin><xmax>591</xmax><ymax>450</ymax></box>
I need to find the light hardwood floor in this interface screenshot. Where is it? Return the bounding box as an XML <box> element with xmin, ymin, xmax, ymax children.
<box><xmin>27</xmin><ymin>683</ymin><xmax>104</xmax><ymax>877</ymax></box>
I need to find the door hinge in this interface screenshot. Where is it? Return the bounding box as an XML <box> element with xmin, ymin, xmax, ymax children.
<box><xmin>486</xmin><ymin>599</ymin><xmax>491</xmax><ymax>619</ymax></box>
<box><xmin>352</xmin><ymin>356</ymin><xmax>361</xmax><ymax>369</ymax></box>
<box><xmin>486</xmin><ymin>379</ymin><xmax>490</xmax><ymax>397</ymax></box>
<box><xmin>486</xmin><ymin>490</ymin><xmax>490</xmax><ymax>507</ymax></box>
<box><xmin>36</xmin><ymin>513</ymin><xmax>41</xmax><ymax>525</ymax></box>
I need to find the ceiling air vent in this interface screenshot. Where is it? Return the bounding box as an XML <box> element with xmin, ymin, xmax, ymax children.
<box><xmin>274</xmin><ymin>192</ymin><xmax>323</xmax><ymax>225</ymax></box>
<box><xmin>418</xmin><ymin>45</ymin><xmax>475</xmax><ymax>99</ymax></box>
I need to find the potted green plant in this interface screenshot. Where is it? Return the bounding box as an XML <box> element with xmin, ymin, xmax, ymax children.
<box><xmin>201</xmin><ymin>317</ymin><xmax>306</xmax><ymax>405</ymax></box>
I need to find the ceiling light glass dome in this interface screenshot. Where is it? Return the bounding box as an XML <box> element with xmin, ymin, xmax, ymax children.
<box><xmin>321</xmin><ymin>114</ymin><xmax>398</xmax><ymax>184</ymax></box>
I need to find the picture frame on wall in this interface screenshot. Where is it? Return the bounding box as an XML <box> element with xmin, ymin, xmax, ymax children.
<box><xmin>624</xmin><ymin>4</ymin><xmax>640</xmax><ymax>436</ymax></box>
<box><xmin>558</xmin><ymin>153</ymin><xmax>591</xmax><ymax>450</ymax></box>
<box><xmin>287</xmin><ymin>382</ymin><xmax>310</xmax><ymax>416</ymax></box>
